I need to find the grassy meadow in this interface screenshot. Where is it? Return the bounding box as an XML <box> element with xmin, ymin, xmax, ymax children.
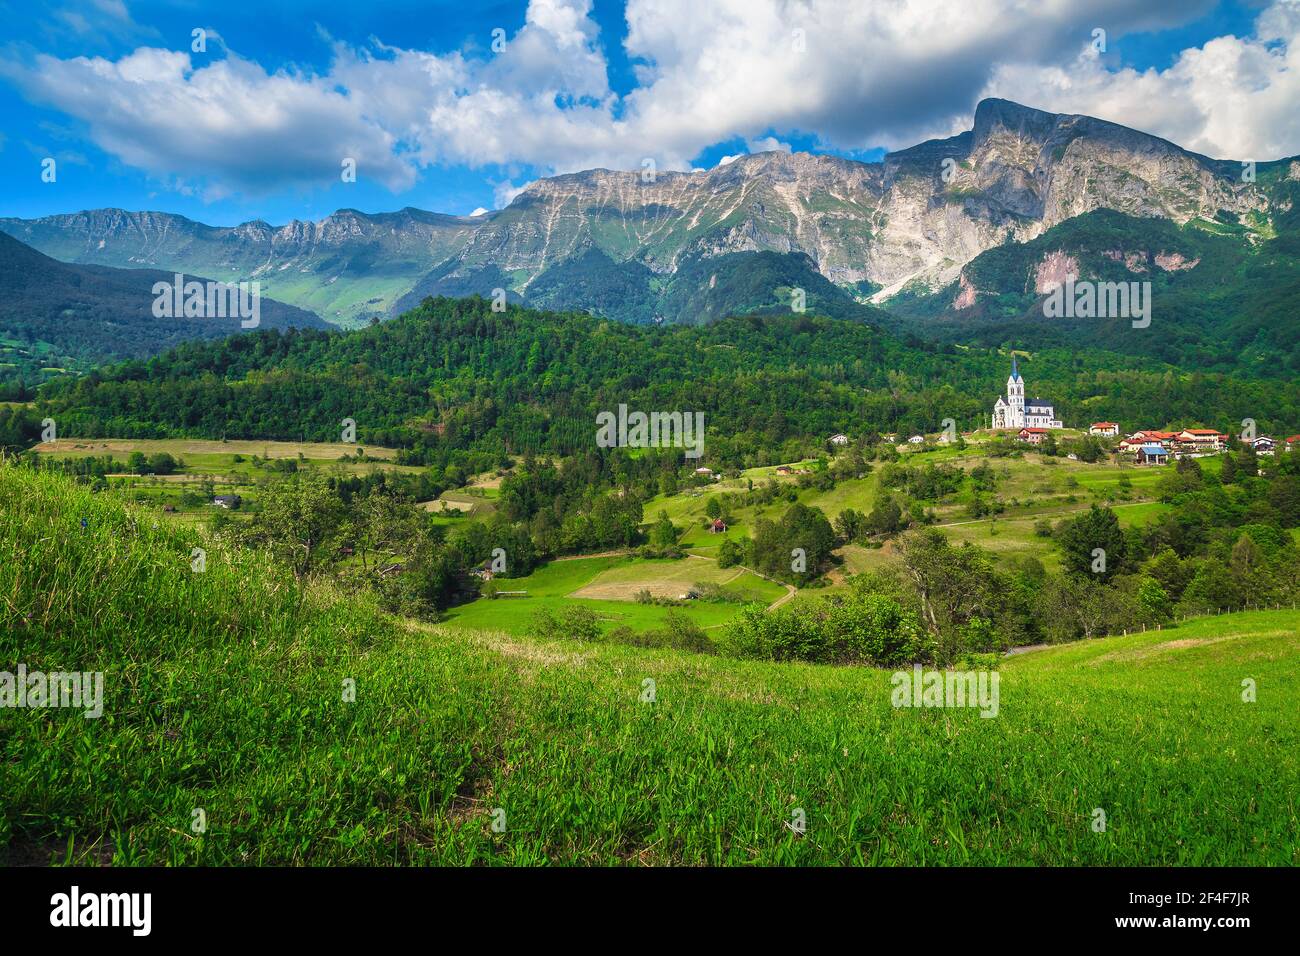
<box><xmin>2</xmin><ymin>464</ymin><xmax>1297</xmax><ymax>866</ymax></box>
<box><xmin>21</xmin><ymin>435</ymin><xmax>1204</xmax><ymax>639</ymax></box>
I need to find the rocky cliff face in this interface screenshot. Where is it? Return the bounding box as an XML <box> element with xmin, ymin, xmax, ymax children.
<box><xmin>0</xmin><ymin>99</ymin><xmax>1287</xmax><ymax>325</ymax></box>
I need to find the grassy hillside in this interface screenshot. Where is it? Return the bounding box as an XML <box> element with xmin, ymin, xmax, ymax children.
<box><xmin>2</xmin><ymin>464</ymin><xmax>1296</xmax><ymax>865</ymax></box>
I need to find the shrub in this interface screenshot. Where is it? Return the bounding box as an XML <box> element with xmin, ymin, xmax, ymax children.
<box><xmin>718</xmin><ymin>593</ymin><xmax>926</xmax><ymax>665</ymax></box>
<box><xmin>528</xmin><ymin>605</ymin><xmax>604</xmax><ymax>643</ymax></box>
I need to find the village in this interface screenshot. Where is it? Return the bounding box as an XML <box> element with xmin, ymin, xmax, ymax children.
<box><xmin>1016</xmin><ymin>423</ymin><xmax>1298</xmax><ymax>464</ymax></box>
<box><xmin>983</xmin><ymin>354</ymin><xmax>1297</xmax><ymax>465</ymax></box>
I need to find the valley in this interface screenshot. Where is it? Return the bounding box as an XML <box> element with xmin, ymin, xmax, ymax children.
<box><xmin>3</xmin><ymin>60</ymin><xmax>1299</xmax><ymax>885</ymax></box>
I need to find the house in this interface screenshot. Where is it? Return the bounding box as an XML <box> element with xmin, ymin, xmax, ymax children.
<box><xmin>1118</xmin><ymin>430</ymin><xmax>1177</xmax><ymax>452</ymax></box>
<box><xmin>1089</xmin><ymin>422</ymin><xmax>1120</xmax><ymax>437</ymax></box>
<box><xmin>907</xmin><ymin>435</ymin><xmax>925</xmax><ymax>444</ymax></box>
<box><xmin>693</xmin><ymin>467</ymin><xmax>716</xmax><ymax>478</ymax></box>
<box><xmin>709</xmin><ymin>518</ymin><xmax>727</xmax><ymax>534</ymax></box>
<box><xmin>211</xmin><ymin>494</ymin><xmax>242</xmax><ymax>509</ymax></box>
<box><xmin>775</xmin><ymin>465</ymin><xmax>793</xmax><ymax>476</ymax></box>
<box><xmin>1136</xmin><ymin>444</ymin><xmax>1170</xmax><ymax>465</ymax></box>
<box><xmin>828</xmin><ymin>433</ymin><xmax>850</xmax><ymax>446</ymax></box>
<box><xmin>991</xmin><ymin>355</ymin><xmax>1063</xmax><ymax>429</ymax></box>
<box><xmin>1175</xmin><ymin>429</ymin><xmax>1227</xmax><ymax>453</ymax></box>
<box><xmin>1253</xmin><ymin>436</ymin><xmax>1277</xmax><ymax>456</ymax></box>
<box><xmin>471</xmin><ymin>561</ymin><xmax>494</xmax><ymax>581</ymax></box>
<box><xmin>1017</xmin><ymin>427</ymin><xmax>1052</xmax><ymax>445</ymax></box>
<box><xmin>1286</xmin><ymin>435</ymin><xmax>1300</xmax><ymax>453</ymax></box>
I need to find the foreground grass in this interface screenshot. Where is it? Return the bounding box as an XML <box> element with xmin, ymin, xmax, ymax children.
<box><xmin>1</xmin><ymin>465</ymin><xmax>1296</xmax><ymax>865</ymax></box>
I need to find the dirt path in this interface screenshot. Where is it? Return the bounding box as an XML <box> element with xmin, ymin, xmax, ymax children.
<box><xmin>1004</xmin><ymin>643</ymin><xmax>1052</xmax><ymax>656</ymax></box>
<box><xmin>766</xmin><ymin>584</ymin><xmax>798</xmax><ymax>612</ymax></box>
<box><xmin>933</xmin><ymin>499</ymin><xmax>1153</xmax><ymax>529</ymax></box>
<box><xmin>551</xmin><ymin>550</ymin><xmax>630</xmax><ymax>562</ymax></box>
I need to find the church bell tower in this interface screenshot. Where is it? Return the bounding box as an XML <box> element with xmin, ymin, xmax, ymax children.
<box><xmin>1007</xmin><ymin>354</ymin><xmax>1025</xmax><ymax>428</ymax></box>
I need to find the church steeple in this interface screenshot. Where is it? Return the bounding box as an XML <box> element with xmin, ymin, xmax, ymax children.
<box><xmin>1006</xmin><ymin>352</ymin><xmax>1025</xmax><ymax>428</ymax></box>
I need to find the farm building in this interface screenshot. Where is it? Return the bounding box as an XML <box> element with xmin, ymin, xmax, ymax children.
<box><xmin>1136</xmin><ymin>444</ymin><xmax>1170</xmax><ymax>465</ymax></box>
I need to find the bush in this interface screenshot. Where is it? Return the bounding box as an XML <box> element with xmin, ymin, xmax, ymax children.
<box><xmin>622</xmin><ymin>611</ymin><xmax>715</xmax><ymax>654</ymax></box>
<box><xmin>716</xmin><ymin>537</ymin><xmax>745</xmax><ymax>568</ymax></box>
<box><xmin>528</xmin><ymin>605</ymin><xmax>605</xmax><ymax>643</ymax></box>
<box><xmin>718</xmin><ymin>593</ymin><xmax>926</xmax><ymax>665</ymax></box>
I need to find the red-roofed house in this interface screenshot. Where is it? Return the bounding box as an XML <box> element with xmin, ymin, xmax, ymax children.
<box><xmin>1017</xmin><ymin>427</ymin><xmax>1052</xmax><ymax>445</ymax></box>
<box><xmin>1089</xmin><ymin>422</ymin><xmax>1120</xmax><ymax>436</ymax></box>
<box><xmin>1118</xmin><ymin>430</ymin><xmax>1177</xmax><ymax>452</ymax></box>
<box><xmin>1175</xmin><ymin>429</ymin><xmax>1227</xmax><ymax>453</ymax></box>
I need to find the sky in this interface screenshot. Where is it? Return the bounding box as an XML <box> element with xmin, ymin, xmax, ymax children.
<box><xmin>0</xmin><ymin>0</ymin><xmax>1296</xmax><ymax>226</ymax></box>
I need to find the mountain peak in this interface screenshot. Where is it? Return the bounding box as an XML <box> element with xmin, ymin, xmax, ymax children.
<box><xmin>971</xmin><ymin>98</ymin><xmax>1060</xmax><ymax>144</ymax></box>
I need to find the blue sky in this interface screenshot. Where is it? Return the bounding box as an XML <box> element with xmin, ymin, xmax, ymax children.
<box><xmin>0</xmin><ymin>0</ymin><xmax>1291</xmax><ymax>226</ymax></box>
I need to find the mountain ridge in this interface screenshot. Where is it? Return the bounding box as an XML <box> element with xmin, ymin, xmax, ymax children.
<box><xmin>3</xmin><ymin>98</ymin><xmax>1297</xmax><ymax>327</ymax></box>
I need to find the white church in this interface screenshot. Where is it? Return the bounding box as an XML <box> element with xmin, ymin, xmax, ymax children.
<box><xmin>991</xmin><ymin>354</ymin><xmax>1063</xmax><ymax>430</ymax></box>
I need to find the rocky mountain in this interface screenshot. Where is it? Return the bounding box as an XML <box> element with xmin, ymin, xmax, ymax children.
<box><xmin>3</xmin><ymin>98</ymin><xmax>1297</xmax><ymax>328</ymax></box>
<box><xmin>0</xmin><ymin>206</ymin><xmax>482</xmax><ymax>328</ymax></box>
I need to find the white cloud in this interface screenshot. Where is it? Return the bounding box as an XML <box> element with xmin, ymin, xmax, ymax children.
<box><xmin>0</xmin><ymin>47</ymin><xmax>414</xmax><ymax>194</ymax></box>
<box><xmin>716</xmin><ymin>153</ymin><xmax>741</xmax><ymax>167</ymax></box>
<box><xmin>493</xmin><ymin>179</ymin><xmax>535</xmax><ymax>207</ymax></box>
<box><xmin>981</xmin><ymin>2</ymin><xmax>1300</xmax><ymax>161</ymax></box>
<box><xmin>8</xmin><ymin>0</ymin><xmax>1300</xmax><ymax>204</ymax></box>
<box><xmin>747</xmin><ymin>136</ymin><xmax>792</xmax><ymax>154</ymax></box>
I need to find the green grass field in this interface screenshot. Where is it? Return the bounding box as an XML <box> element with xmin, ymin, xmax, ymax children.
<box><xmin>441</xmin><ymin>555</ymin><xmax>773</xmax><ymax>635</ymax></box>
<box><xmin>2</xmin><ymin>463</ymin><xmax>1297</xmax><ymax>865</ymax></box>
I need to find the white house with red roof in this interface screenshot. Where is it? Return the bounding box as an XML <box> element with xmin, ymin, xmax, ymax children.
<box><xmin>1175</xmin><ymin>429</ymin><xmax>1228</xmax><ymax>453</ymax></box>
<box><xmin>1118</xmin><ymin>430</ymin><xmax>1177</xmax><ymax>452</ymax></box>
<box><xmin>1088</xmin><ymin>422</ymin><xmax>1120</xmax><ymax>437</ymax></box>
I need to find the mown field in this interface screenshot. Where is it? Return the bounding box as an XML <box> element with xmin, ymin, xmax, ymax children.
<box><xmin>2</xmin><ymin>464</ymin><xmax>1296</xmax><ymax>866</ymax></box>
<box><xmin>26</xmin><ymin>437</ymin><xmax>421</xmax><ymax>521</ymax></box>
<box><xmin>440</xmin><ymin>555</ymin><xmax>779</xmax><ymax>635</ymax></box>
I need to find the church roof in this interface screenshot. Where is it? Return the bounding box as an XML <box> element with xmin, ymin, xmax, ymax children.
<box><xmin>1010</xmin><ymin>354</ymin><xmax>1021</xmax><ymax>381</ymax></box>
<box><xmin>1025</xmin><ymin>397</ymin><xmax>1053</xmax><ymax>407</ymax></box>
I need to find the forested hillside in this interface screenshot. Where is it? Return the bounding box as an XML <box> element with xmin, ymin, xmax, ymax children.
<box><xmin>30</xmin><ymin>296</ymin><xmax>1300</xmax><ymax>465</ymax></box>
<box><xmin>0</xmin><ymin>233</ymin><xmax>328</xmax><ymax>395</ymax></box>
<box><xmin>889</xmin><ymin>204</ymin><xmax>1300</xmax><ymax>378</ymax></box>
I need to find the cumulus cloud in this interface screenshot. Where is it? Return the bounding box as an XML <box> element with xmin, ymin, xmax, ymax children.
<box><xmin>6</xmin><ymin>0</ymin><xmax>1299</xmax><ymax>203</ymax></box>
<box><xmin>0</xmin><ymin>47</ymin><xmax>414</xmax><ymax>196</ymax></box>
<box><xmin>981</xmin><ymin>1</ymin><xmax>1300</xmax><ymax>161</ymax></box>
<box><xmin>493</xmin><ymin>179</ymin><xmax>535</xmax><ymax>208</ymax></box>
